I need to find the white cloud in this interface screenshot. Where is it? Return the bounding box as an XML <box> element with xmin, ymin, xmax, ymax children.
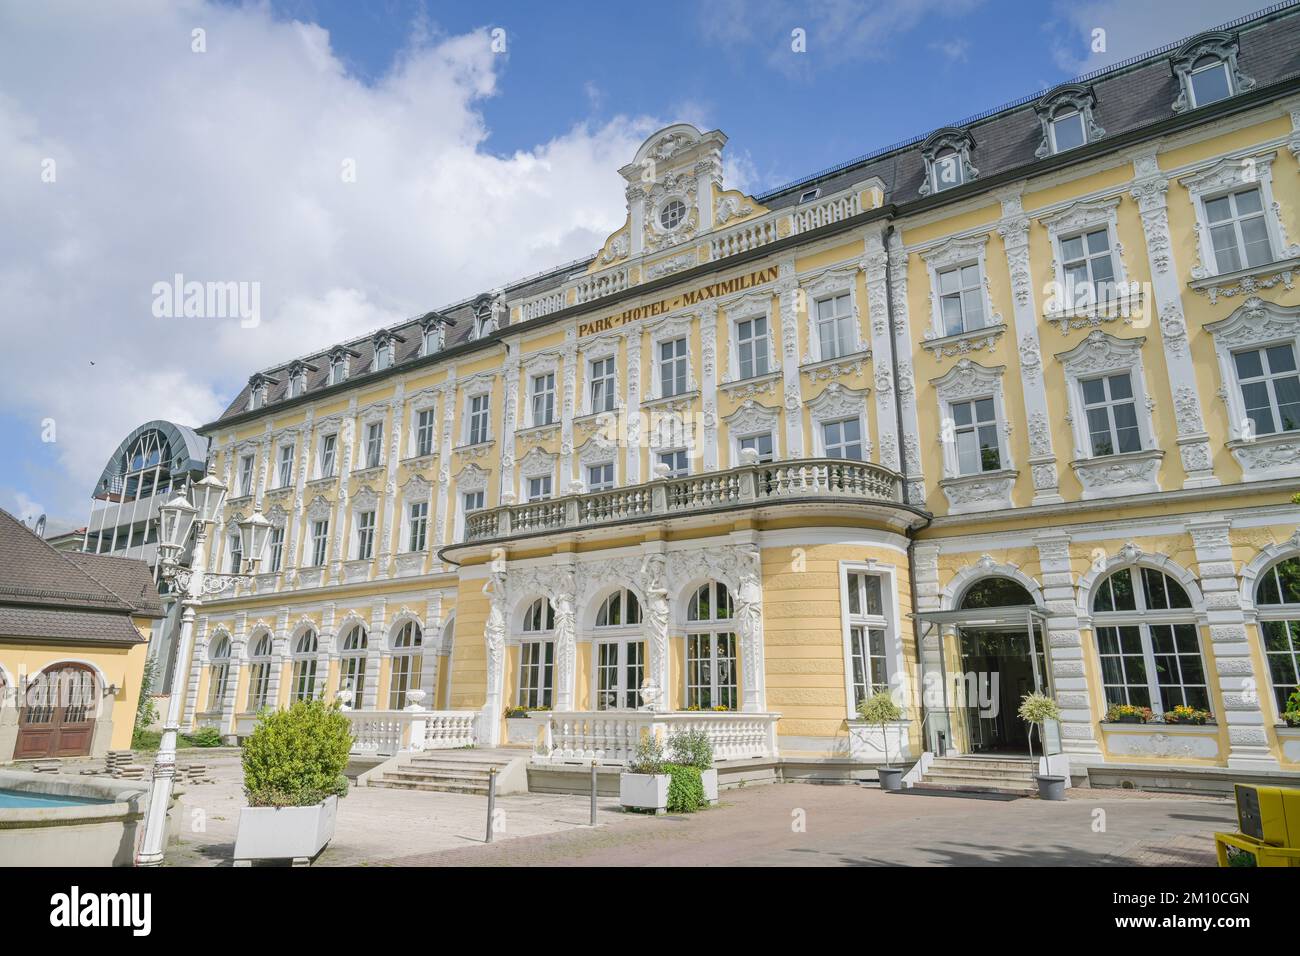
<box><xmin>0</xmin><ymin>1</ymin><xmax>661</xmax><ymax>525</ymax></box>
<box><xmin>1044</xmin><ymin>0</ymin><xmax>1267</xmax><ymax>75</ymax></box>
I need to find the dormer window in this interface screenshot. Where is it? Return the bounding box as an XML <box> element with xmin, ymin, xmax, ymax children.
<box><xmin>420</xmin><ymin>313</ymin><xmax>447</xmax><ymax>356</ymax></box>
<box><xmin>471</xmin><ymin>295</ymin><xmax>497</xmax><ymax>340</ymax></box>
<box><xmin>1034</xmin><ymin>85</ymin><xmax>1103</xmax><ymax>158</ymax></box>
<box><xmin>1171</xmin><ymin>31</ymin><xmax>1254</xmax><ymax>113</ymax></box>
<box><xmin>328</xmin><ymin>348</ymin><xmax>357</xmax><ymax>386</ymax></box>
<box><xmin>798</xmin><ymin>188</ymin><xmax>821</xmax><ymax>204</ymax></box>
<box><xmin>247</xmin><ymin>375</ymin><xmax>274</xmax><ymax>411</ymax></box>
<box><xmin>286</xmin><ymin>360</ymin><xmax>315</xmax><ymax>399</ymax></box>
<box><xmin>371</xmin><ymin>331</ymin><xmax>404</xmax><ymax>373</ymax></box>
<box><xmin>919</xmin><ymin>127</ymin><xmax>977</xmax><ymax>197</ymax></box>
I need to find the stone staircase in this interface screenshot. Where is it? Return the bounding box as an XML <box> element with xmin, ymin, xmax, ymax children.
<box><xmin>368</xmin><ymin>748</ymin><xmax>524</xmax><ymax>795</ymax></box>
<box><xmin>915</xmin><ymin>754</ymin><xmax>1037</xmax><ymax>796</ymax></box>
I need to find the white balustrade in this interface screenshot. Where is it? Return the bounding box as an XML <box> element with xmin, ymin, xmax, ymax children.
<box><xmin>792</xmin><ymin>191</ymin><xmax>863</xmax><ymax>234</ymax></box>
<box><xmin>536</xmin><ymin>711</ymin><xmax>780</xmax><ymax>765</ymax></box>
<box><xmin>709</xmin><ymin>218</ymin><xmax>778</xmax><ymax>260</ymax></box>
<box><xmin>346</xmin><ymin>708</ymin><xmax>476</xmax><ymax>754</ymax></box>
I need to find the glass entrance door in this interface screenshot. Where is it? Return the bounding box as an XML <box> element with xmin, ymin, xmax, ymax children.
<box><xmin>595</xmin><ymin>641</ymin><xmax>645</xmax><ymax>710</ymax></box>
<box><xmin>954</xmin><ymin>622</ymin><xmax>1050</xmax><ymax>754</ymax></box>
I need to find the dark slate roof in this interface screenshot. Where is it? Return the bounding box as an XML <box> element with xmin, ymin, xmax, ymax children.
<box><xmin>211</xmin><ymin>2</ymin><xmax>1300</xmax><ymax>426</ymax></box>
<box><xmin>66</xmin><ymin>552</ymin><xmax>165</xmax><ymax>618</ymax></box>
<box><xmin>0</xmin><ymin>509</ymin><xmax>159</xmax><ymax>644</ymax></box>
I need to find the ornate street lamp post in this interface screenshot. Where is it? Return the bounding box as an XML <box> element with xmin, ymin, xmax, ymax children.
<box><xmin>136</xmin><ymin>473</ymin><xmax>271</xmax><ymax>866</ymax></box>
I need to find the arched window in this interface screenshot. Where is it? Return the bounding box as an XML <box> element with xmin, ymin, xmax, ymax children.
<box><xmin>1254</xmin><ymin>556</ymin><xmax>1300</xmax><ymax>713</ymax></box>
<box><xmin>594</xmin><ymin>589</ymin><xmax>645</xmax><ymax>711</ymax></box>
<box><xmin>388</xmin><ymin>621</ymin><xmax>424</xmax><ymax>710</ymax></box>
<box><xmin>339</xmin><ymin>624</ymin><xmax>369</xmax><ymax>709</ymax></box>
<box><xmin>960</xmin><ymin>577</ymin><xmax>1034</xmax><ymax>609</ymax></box>
<box><xmin>246</xmin><ymin>633</ymin><xmax>274</xmax><ymax>711</ymax></box>
<box><xmin>1092</xmin><ymin>566</ymin><xmax>1206</xmax><ymax>714</ymax></box>
<box><xmin>207</xmin><ymin>636</ymin><xmax>231</xmax><ymax>711</ymax></box>
<box><xmin>685</xmin><ymin>582</ymin><xmax>737</xmax><ymax>711</ymax></box>
<box><xmin>292</xmin><ymin>630</ymin><xmax>319</xmax><ymax>702</ymax></box>
<box><xmin>518</xmin><ymin>598</ymin><xmax>554</xmax><ymax>709</ymax></box>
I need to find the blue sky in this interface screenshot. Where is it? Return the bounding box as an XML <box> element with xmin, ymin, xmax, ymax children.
<box><xmin>0</xmin><ymin>0</ymin><xmax>1272</xmax><ymax>531</ymax></box>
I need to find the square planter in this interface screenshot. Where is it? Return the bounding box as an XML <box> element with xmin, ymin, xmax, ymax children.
<box><xmin>700</xmin><ymin>768</ymin><xmax>718</xmax><ymax>805</ymax></box>
<box><xmin>233</xmin><ymin>795</ymin><xmax>338</xmax><ymax>866</ymax></box>
<box><xmin>619</xmin><ymin>772</ymin><xmax>670</xmax><ymax>814</ymax></box>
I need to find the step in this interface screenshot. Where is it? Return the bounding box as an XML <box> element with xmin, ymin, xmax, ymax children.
<box><xmin>407</xmin><ymin>754</ymin><xmax>515</xmax><ymax>769</ymax></box>
<box><xmin>922</xmin><ymin>773</ymin><xmax>1035</xmax><ymax>790</ymax></box>
<box><xmin>923</xmin><ymin>766</ymin><xmax>1036</xmax><ymax>782</ymax></box>
<box><xmin>914</xmin><ymin>777</ymin><xmax>1036</xmax><ymax>796</ymax></box>
<box><xmin>383</xmin><ymin>767</ymin><xmax>494</xmax><ymax>782</ymax></box>
<box><xmin>371</xmin><ymin>778</ymin><xmax>488</xmax><ymax>795</ymax></box>
<box><xmin>928</xmin><ymin>757</ymin><xmax>1034</xmax><ymax>772</ymax></box>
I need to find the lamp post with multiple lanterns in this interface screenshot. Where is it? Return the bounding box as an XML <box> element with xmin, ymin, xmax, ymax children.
<box><xmin>135</xmin><ymin>472</ymin><xmax>273</xmax><ymax>866</ymax></box>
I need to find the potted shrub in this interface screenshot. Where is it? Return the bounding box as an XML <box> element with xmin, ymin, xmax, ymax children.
<box><xmin>233</xmin><ymin>699</ymin><xmax>353</xmax><ymax>866</ymax></box>
<box><xmin>857</xmin><ymin>690</ymin><xmax>904</xmax><ymax>791</ymax></box>
<box><xmin>1162</xmin><ymin>705</ymin><xmax>1212</xmax><ymax>725</ymax></box>
<box><xmin>669</xmin><ymin>728</ymin><xmax>717</xmax><ymax>804</ymax></box>
<box><xmin>1284</xmin><ymin>688</ymin><xmax>1300</xmax><ymax>728</ymax></box>
<box><xmin>665</xmin><ymin>763</ymin><xmax>705</xmax><ymax>813</ymax></box>
<box><xmin>619</xmin><ymin>732</ymin><xmax>671</xmax><ymax>814</ymax></box>
<box><xmin>1104</xmin><ymin>703</ymin><xmax>1152</xmax><ymax>724</ymax></box>
<box><xmin>1018</xmin><ymin>692</ymin><xmax>1066</xmax><ymax>801</ymax></box>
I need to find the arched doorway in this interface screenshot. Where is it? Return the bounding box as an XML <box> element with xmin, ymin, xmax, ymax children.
<box><xmin>15</xmin><ymin>663</ymin><xmax>98</xmax><ymax>759</ymax></box>
<box><xmin>953</xmin><ymin>577</ymin><xmax>1049</xmax><ymax>755</ymax></box>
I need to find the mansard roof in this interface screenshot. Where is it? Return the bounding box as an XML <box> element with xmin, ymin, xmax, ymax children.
<box><xmin>210</xmin><ymin>3</ymin><xmax>1300</xmax><ymax>428</ymax></box>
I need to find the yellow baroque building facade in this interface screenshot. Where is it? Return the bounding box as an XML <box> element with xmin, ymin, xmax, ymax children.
<box><xmin>187</xmin><ymin>10</ymin><xmax>1300</xmax><ymax>787</ymax></box>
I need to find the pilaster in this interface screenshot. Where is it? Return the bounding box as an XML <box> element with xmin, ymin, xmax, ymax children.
<box><xmin>1034</xmin><ymin>532</ymin><xmax>1101</xmax><ymax>756</ymax></box>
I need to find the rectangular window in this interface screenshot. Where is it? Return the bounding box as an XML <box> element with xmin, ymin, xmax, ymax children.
<box><xmin>739</xmin><ymin>432</ymin><xmax>775</xmax><ymax>463</ymax></box>
<box><xmin>228</xmin><ymin>533</ymin><xmax>242</xmax><ymax>574</ymax></box>
<box><xmin>815</xmin><ymin>293</ymin><xmax>855</xmax><ymax>360</ymax></box>
<box><xmin>364</xmin><ymin>422</ymin><xmax>383</xmax><ymax>469</ymax></box>
<box><xmin>1189</xmin><ymin>59</ymin><xmax>1232</xmax><ymax>107</ymax></box>
<box><xmin>238</xmin><ymin>454</ymin><xmax>254</xmax><ymax>497</ymax></box>
<box><xmin>1261</xmin><ymin>620</ymin><xmax>1300</xmax><ymax>712</ymax></box>
<box><xmin>1150</xmin><ymin>623</ymin><xmax>1210</xmax><ymax>711</ymax></box>
<box><xmin>685</xmin><ymin>632</ymin><xmax>737</xmax><ymax>710</ymax></box>
<box><xmin>587</xmin><ymin>462</ymin><xmax>614</xmax><ymax>491</ymax></box>
<box><xmin>531</xmin><ymin>372</ymin><xmax>556</xmax><ymax>426</ymax></box>
<box><xmin>938</xmin><ymin>264</ymin><xmax>985</xmax><ymax>336</ymax></box>
<box><xmin>659</xmin><ymin>337</ymin><xmax>688</xmax><ymax>397</ymax></box>
<box><xmin>932</xmin><ymin>150</ymin><xmax>964</xmax><ymax>191</ymax></box>
<box><xmin>596</xmin><ymin>641</ymin><xmax>645</xmax><ymax>710</ymax></box>
<box><xmin>821</xmin><ymin>418</ymin><xmax>863</xmax><ymax>461</ymax></box>
<box><xmin>658</xmin><ymin>449</ymin><xmax>689</xmax><ymax>477</ymax></box>
<box><xmin>330</xmin><ymin>358</ymin><xmax>346</xmax><ymax>385</ymax></box>
<box><xmin>319</xmin><ymin>434</ymin><xmax>337</xmax><ymax>478</ymax></box>
<box><xmin>374</xmin><ymin>345</ymin><xmax>390</xmax><ymax>372</ymax></box>
<box><xmin>310</xmin><ymin>519</ymin><xmax>329</xmax><ymax>567</ymax></box>
<box><xmin>1060</xmin><ymin>228</ymin><xmax>1116</xmax><ymax>308</ymax></box>
<box><xmin>463</xmin><ymin>490</ymin><xmax>484</xmax><ymax>514</ymax></box>
<box><xmin>422</xmin><ymin>326</ymin><xmax>439</xmax><ymax>356</ymax></box>
<box><xmin>951</xmin><ymin>398</ymin><xmax>1001</xmax><ymax>474</ymax></box>
<box><xmin>355</xmin><ymin>510</ymin><xmax>375</xmax><ymax>560</ymax></box>
<box><xmin>518</xmin><ymin>641</ymin><xmax>554</xmax><ymax>708</ymax></box>
<box><xmin>267</xmin><ymin>526</ymin><xmax>284</xmax><ymax>573</ymax></box>
<box><xmin>1097</xmin><ymin>625</ymin><xmax>1151</xmax><ymax>708</ymax></box>
<box><xmin>589</xmin><ymin>356</ymin><xmax>616</xmax><ymax>413</ymax></box>
<box><xmin>468</xmin><ymin>394</ymin><xmax>490</xmax><ymax>445</ymax></box>
<box><xmin>1049</xmin><ymin>109</ymin><xmax>1085</xmax><ymax>152</ymax></box>
<box><xmin>292</xmin><ymin>657</ymin><xmax>317</xmax><ymax>703</ymax></box>
<box><xmin>1081</xmin><ymin>372</ymin><xmax>1141</xmax><ymax>456</ymax></box>
<box><xmin>736</xmin><ymin>316</ymin><xmax>770</xmax><ymax>379</ymax></box>
<box><xmin>339</xmin><ymin>655</ymin><xmax>367</xmax><ymax>710</ymax></box>
<box><xmin>1205</xmin><ymin>187</ymin><xmax>1273</xmax><ymax>273</ymax></box>
<box><xmin>1234</xmin><ymin>344</ymin><xmax>1300</xmax><ymax>435</ymax></box>
<box><xmin>407</xmin><ymin>501</ymin><xmax>428</xmax><ymax>552</ymax></box>
<box><xmin>414</xmin><ymin>408</ymin><xmax>435</xmax><ymax>457</ymax></box>
<box><xmin>388</xmin><ymin>654</ymin><xmax>422</xmax><ymax>710</ymax></box>
<box><xmin>277</xmin><ymin>443</ymin><xmax>294</xmax><ymax>488</ymax></box>
<box><xmin>527</xmin><ymin>475</ymin><xmax>552</xmax><ymax>501</ymax></box>
<box><xmin>246</xmin><ymin>661</ymin><xmax>270</xmax><ymax>711</ymax></box>
<box><xmin>845</xmin><ymin>571</ymin><xmax>888</xmax><ymax>709</ymax></box>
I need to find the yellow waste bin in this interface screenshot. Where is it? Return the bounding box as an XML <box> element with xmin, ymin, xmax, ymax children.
<box><xmin>1214</xmin><ymin>783</ymin><xmax>1300</xmax><ymax>867</ymax></box>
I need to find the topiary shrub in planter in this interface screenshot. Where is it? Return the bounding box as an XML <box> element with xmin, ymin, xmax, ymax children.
<box><xmin>233</xmin><ymin>699</ymin><xmax>353</xmax><ymax>866</ymax></box>
<box><xmin>857</xmin><ymin>691</ymin><xmax>904</xmax><ymax>791</ymax></box>
<box><xmin>1018</xmin><ymin>692</ymin><xmax>1066</xmax><ymax>801</ymax></box>
<box><xmin>619</xmin><ymin>732</ymin><xmax>670</xmax><ymax>814</ymax></box>
<box><xmin>668</xmin><ymin>728</ymin><xmax>717</xmax><ymax>803</ymax></box>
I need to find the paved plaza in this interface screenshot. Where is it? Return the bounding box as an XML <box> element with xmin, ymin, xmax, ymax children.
<box><xmin>159</xmin><ymin>753</ymin><xmax>1237</xmax><ymax>867</ymax></box>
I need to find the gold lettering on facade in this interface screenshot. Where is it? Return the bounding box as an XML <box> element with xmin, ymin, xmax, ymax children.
<box><xmin>576</xmin><ymin>266</ymin><xmax>779</xmax><ymax>337</ymax></box>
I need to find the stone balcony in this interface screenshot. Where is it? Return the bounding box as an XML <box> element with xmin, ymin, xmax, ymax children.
<box><xmin>457</xmin><ymin>457</ymin><xmax>921</xmax><ymax>550</ymax></box>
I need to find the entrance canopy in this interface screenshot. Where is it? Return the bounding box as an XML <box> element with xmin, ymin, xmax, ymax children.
<box><xmin>911</xmin><ymin>607</ymin><xmax>1055</xmax><ymax>629</ymax></box>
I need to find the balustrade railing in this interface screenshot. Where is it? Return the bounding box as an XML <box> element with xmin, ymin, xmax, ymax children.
<box><xmin>345</xmin><ymin>708</ymin><xmax>476</xmax><ymax>755</ymax></box>
<box><xmin>463</xmin><ymin>457</ymin><xmax>901</xmax><ymax>542</ymax></box>
<box><xmin>537</xmin><ymin>711</ymin><xmax>780</xmax><ymax>765</ymax></box>
<box><xmin>709</xmin><ymin>218</ymin><xmax>779</xmax><ymax>260</ymax></box>
<box><xmin>792</xmin><ymin>191</ymin><xmax>863</xmax><ymax>233</ymax></box>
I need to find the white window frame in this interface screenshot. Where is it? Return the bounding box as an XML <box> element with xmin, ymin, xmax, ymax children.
<box><xmin>646</xmin><ymin>316</ymin><xmax>695</xmax><ymax>401</ymax></box>
<box><xmin>330</xmin><ymin>354</ymin><xmax>348</xmax><ymax>385</ymax></box>
<box><xmin>373</xmin><ymin>340</ymin><xmax>393</xmax><ymax>372</ymax></box>
<box><xmin>530</xmin><ymin>371</ymin><xmax>557</xmax><ymax>427</ymax></box>
<box><xmin>838</xmin><ymin>562</ymin><xmax>904</xmax><ymax>718</ymax></box>
<box><xmin>1039</xmin><ymin>197</ymin><xmax>1130</xmax><ymax>317</ymax></box>
<box><xmin>737</xmin><ymin>431</ymin><xmax>775</xmax><ymax>463</ymax></box>
<box><xmin>517</xmin><ymin>597</ymin><xmax>555</xmax><ymax>709</ymax></box>
<box><xmin>362</xmin><ymin>421</ymin><xmax>384</xmax><ymax>470</ymax></box>
<box><xmin>406</xmin><ymin>499</ymin><xmax>429</xmax><ymax>553</ymax></box>
<box><xmin>1181</xmin><ymin>154</ymin><xmax>1296</xmax><ymax>281</ymax></box>
<box><xmin>808</xmin><ymin>383</ymin><xmax>869</xmax><ymax>461</ymax></box>
<box><xmin>526</xmin><ymin>475</ymin><xmax>552</xmax><ymax>502</ymax></box>
<box><xmin>657</xmin><ymin>448</ymin><xmax>689</xmax><ymax>478</ymax></box>
<box><xmin>683</xmin><ymin>581</ymin><xmax>738</xmax><ymax>711</ymax></box>
<box><xmin>586</xmin><ymin>461</ymin><xmax>615</xmax><ymax>491</ymax></box>
<box><xmin>733</xmin><ymin>312</ymin><xmax>773</xmax><ymax>380</ymax></box>
<box><xmin>354</xmin><ymin>508</ymin><xmax>376</xmax><ymax>561</ymax></box>
<box><xmin>464</xmin><ymin>391</ymin><xmax>492</xmax><ymax>446</ymax></box>
<box><xmin>592</xmin><ymin>588</ymin><xmax>644</xmax><ymax>711</ymax></box>
<box><xmin>245</xmin><ymin>632</ymin><xmax>274</xmax><ymax>712</ymax></box>
<box><xmin>657</xmin><ymin>336</ymin><xmax>689</xmax><ymax>398</ymax></box>
<box><xmin>237</xmin><ymin>453</ymin><xmax>255</xmax><ymax>498</ymax></box>
<box><xmin>931</xmin><ymin>360</ymin><xmax>1016</xmax><ymax>514</ymax></box>
<box><xmin>227</xmin><ymin>531</ymin><xmax>243</xmax><ymax>574</ymax></box>
<box><xmin>317</xmin><ymin>432</ymin><xmax>337</xmax><ymax>479</ymax></box>
<box><xmin>411</xmin><ymin>405</ymin><xmax>436</xmax><ymax>458</ymax></box>
<box><xmin>947</xmin><ymin>396</ymin><xmax>1003</xmax><ymax>476</ymax></box>
<box><xmin>588</xmin><ymin>354</ymin><xmax>617</xmax><ymax>415</ymax></box>
<box><xmin>338</xmin><ymin>624</ymin><xmax>369</xmax><ymax>709</ymax></box>
<box><xmin>921</xmin><ymin>236</ymin><xmax>997</xmax><ymax>341</ymax></box>
<box><xmin>276</xmin><ymin>442</ymin><xmax>294</xmax><ymax>488</ymax></box>
<box><xmin>1200</xmin><ymin>186</ymin><xmax>1276</xmax><ymax>276</ymax></box>
<box><xmin>267</xmin><ymin>525</ymin><xmax>285</xmax><ymax>573</ymax></box>
<box><xmin>918</xmin><ymin>127</ymin><xmax>978</xmax><ymax>197</ymax></box>
<box><xmin>421</xmin><ymin>323</ymin><xmax>443</xmax><ymax>357</ymax></box>
<box><xmin>388</xmin><ymin>620</ymin><xmax>424</xmax><ymax>710</ymax></box>
<box><xmin>724</xmin><ymin>398</ymin><xmax>781</xmax><ymax>465</ymax></box>
<box><xmin>290</xmin><ymin>631</ymin><xmax>319</xmax><ymax>703</ymax></box>
<box><xmin>309</xmin><ymin>518</ymin><xmax>329</xmax><ymax>567</ymax></box>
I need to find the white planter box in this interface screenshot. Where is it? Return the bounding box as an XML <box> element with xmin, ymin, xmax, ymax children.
<box><xmin>700</xmin><ymin>768</ymin><xmax>718</xmax><ymax>804</ymax></box>
<box><xmin>233</xmin><ymin>795</ymin><xmax>338</xmax><ymax>866</ymax></box>
<box><xmin>505</xmin><ymin>716</ymin><xmax>545</xmax><ymax>747</ymax></box>
<box><xmin>619</xmin><ymin>772</ymin><xmax>670</xmax><ymax>814</ymax></box>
